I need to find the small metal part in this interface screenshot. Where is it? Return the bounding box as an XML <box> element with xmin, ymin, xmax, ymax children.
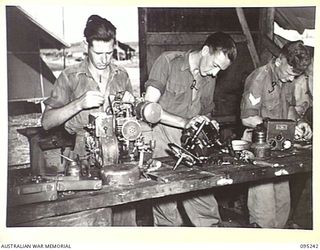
<box><xmin>145</xmin><ymin>172</ymin><xmax>168</xmax><ymax>183</ymax></box>
<box><xmin>252</xmin><ymin>160</ymin><xmax>278</xmax><ymax>168</ymax></box>
<box><xmin>169</xmin><ymin>143</ymin><xmax>201</xmax><ymax>170</ymax></box>
<box><xmin>53</xmin><ymin>152</ymin><xmax>74</xmax><ymax>162</ymax></box>
<box><xmin>146</xmin><ymin>159</ymin><xmax>162</xmax><ymax>172</ymax></box>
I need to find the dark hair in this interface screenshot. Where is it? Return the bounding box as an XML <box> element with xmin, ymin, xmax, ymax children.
<box><xmin>84</xmin><ymin>15</ymin><xmax>116</xmax><ymax>47</ymax></box>
<box><xmin>203</xmin><ymin>32</ymin><xmax>237</xmax><ymax>63</ymax></box>
<box><xmin>280</xmin><ymin>40</ymin><xmax>311</xmax><ymax>74</ymax></box>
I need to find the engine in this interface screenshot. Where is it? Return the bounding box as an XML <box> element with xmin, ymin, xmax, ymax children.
<box><xmin>84</xmin><ymin>92</ymin><xmax>161</xmax><ymax>169</ymax></box>
<box><xmin>169</xmin><ymin>120</ymin><xmax>223</xmax><ymax>170</ymax></box>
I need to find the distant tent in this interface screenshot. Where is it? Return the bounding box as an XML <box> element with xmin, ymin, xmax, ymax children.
<box><xmin>6</xmin><ymin>6</ymin><xmax>69</xmax><ymax>103</ymax></box>
<box><xmin>114</xmin><ymin>41</ymin><xmax>135</xmax><ymax>60</ymax></box>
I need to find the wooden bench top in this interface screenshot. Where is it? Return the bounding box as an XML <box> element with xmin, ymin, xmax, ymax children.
<box><xmin>7</xmin><ymin>148</ymin><xmax>312</xmax><ymax>226</ymax></box>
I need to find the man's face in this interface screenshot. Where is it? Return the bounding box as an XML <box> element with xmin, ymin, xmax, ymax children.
<box><xmin>88</xmin><ymin>40</ymin><xmax>114</xmax><ymax>70</ymax></box>
<box><xmin>199</xmin><ymin>47</ymin><xmax>231</xmax><ymax>77</ymax></box>
<box><xmin>276</xmin><ymin>57</ymin><xmax>301</xmax><ymax>83</ymax></box>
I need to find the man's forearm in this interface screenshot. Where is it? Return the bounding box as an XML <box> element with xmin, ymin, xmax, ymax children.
<box><xmin>242</xmin><ymin>115</ymin><xmax>263</xmax><ymax>128</ymax></box>
<box><xmin>42</xmin><ymin>100</ymin><xmax>82</xmax><ymax>130</ymax></box>
<box><xmin>160</xmin><ymin>110</ymin><xmax>187</xmax><ymax>129</ymax></box>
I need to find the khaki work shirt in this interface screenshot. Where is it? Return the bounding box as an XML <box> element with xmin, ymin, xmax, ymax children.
<box><xmin>145</xmin><ymin>51</ymin><xmax>216</xmax><ymax>119</ymax></box>
<box><xmin>44</xmin><ymin>58</ymin><xmax>132</xmax><ymax>157</ymax></box>
<box><xmin>145</xmin><ymin>51</ymin><xmax>217</xmax><ymax>158</ymax></box>
<box><xmin>240</xmin><ymin>59</ymin><xmax>294</xmax><ymax>120</ymax></box>
<box><xmin>44</xmin><ymin>58</ymin><xmax>133</xmax><ymax>135</ymax></box>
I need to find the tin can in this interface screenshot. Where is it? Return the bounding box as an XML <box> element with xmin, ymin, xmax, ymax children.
<box><xmin>251</xmin><ymin>126</ymin><xmax>271</xmax><ymax>159</ymax></box>
<box><xmin>66</xmin><ymin>161</ymin><xmax>80</xmax><ymax>177</ymax></box>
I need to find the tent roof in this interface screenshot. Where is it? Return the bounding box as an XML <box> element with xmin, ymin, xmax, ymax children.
<box><xmin>275</xmin><ymin>7</ymin><xmax>315</xmax><ymax>34</ymax></box>
<box><xmin>7</xmin><ymin>6</ymin><xmax>69</xmax><ymax>49</ymax></box>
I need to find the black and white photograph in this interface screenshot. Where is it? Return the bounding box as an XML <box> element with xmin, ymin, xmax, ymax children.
<box><xmin>1</xmin><ymin>3</ymin><xmax>319</xmax><ymax>249</ymax></box>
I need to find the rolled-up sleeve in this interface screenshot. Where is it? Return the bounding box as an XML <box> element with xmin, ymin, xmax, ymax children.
<box><xmin>240</xmin><ymin>71</ymin><xmax>264</xmax><ymax>119</ymax></box>
<box><xmin>144</xmin><ymin>54</ymin><xmax>170</xmax><ymax>95</ymax></box>
<box><xmin>43</xmin><ymin>71</ymin><xmax>72</xmax><ymax>108</ymax></box>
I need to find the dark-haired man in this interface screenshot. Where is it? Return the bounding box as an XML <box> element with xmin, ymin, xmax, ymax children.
<box><xmin>41</xmin><ymin>15</ymin><xmax>135</xmax><ymax>225</ymax></box>
<box><xmin>42</xmin><ymin>15</ymin><xmax>133</xmax><ymax>158</ymax></box>
<box><xmin>240</xmin><ymin>40</ymin><xmax>312</xmax><ymax>228</ymax></box>
<box><xmin>144</xmin><ymin>32</ymin><xmax>237</xmax><ymax>226</ymax></box>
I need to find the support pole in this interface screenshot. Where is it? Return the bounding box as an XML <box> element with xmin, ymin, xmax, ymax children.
<box><xmin>236</xmin><ymin>8</ymin><xmax>260</xmax><ymax>68</ymax></box>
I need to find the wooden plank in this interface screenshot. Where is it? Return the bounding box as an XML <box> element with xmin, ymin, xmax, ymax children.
<box><xmin>259</xmin><ymin>8</ymin><xmax>275</xmax><ymax>41</ymax></box>
<box><xmin>262</xmin><ymin>35</ymin><xmax>281</xmax><ymax>57</ymax></box>
<box><xmin>259</xmin><ymin>8</ymin><xmax>275</xmax><ymax>65</ymax></box>
<box><xmin>15</xmin><ymin>208</ymin><xmax>112</xmax><ymax>227</ymax></box>
<box><xmin>146</xmin><ymin>32</ymin><xmax>248</xmax><ymax>46</ymax></box>
<box><xmin>112</xmin><ymin>204</ymin><xmax>137</xmax><ymax>226</ymax></box>
<box><xmin>138</xmin><ymin>7</ymin><xmax>148</xmax><ymax>94</ymax></box>
<box><xmin>236</xmin><ymin>8</ymin><xmax>260</xmax><ymax>68</ymax></box>
<box><xmin>7</xmin><ymin>150</ymin><xmax>311</xmax><ymax>225</ymax></box>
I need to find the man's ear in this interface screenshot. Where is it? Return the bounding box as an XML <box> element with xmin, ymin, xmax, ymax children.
<box><xmin>201</xmin><ymin>45</ymin><xmax>210</xmax><ymax>56</ymax></box>
<box><xmin>275</xmin><ymin>57</ymin><xmax>281</xmax><ymax>67</ymax></box>
<box><xmin>83</xmin><ymin>39</ymin><xmax>88</xmax><ymax>48</ymax></box>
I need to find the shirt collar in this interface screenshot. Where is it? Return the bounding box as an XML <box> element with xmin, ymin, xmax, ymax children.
<box><xmin>76</xmin><ymin>57</ymin><xmax>119</xmax><ymax>78</ymax></box>
<box><xmin>180</xmin><ymin>50</ymin><xmax>192</xmax><ymax>71</ymax></box>
<box><xmin>268</xmin><ymin>58</ymin><xmax>281</xmax><ymax>85</ymax></box>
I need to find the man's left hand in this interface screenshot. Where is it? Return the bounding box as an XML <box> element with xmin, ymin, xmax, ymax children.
<box><xmin>185</xmin><ymin>115</ymin><xmax>219</xmax><ymax>130</ymax></box>
<box><xmin>122</xmin><ymin>91</ymin><xmax>135</xmax><ymax>103</ymax></box>
<box><xmin>295</xmin><ymin>121</ymin><xmax>312</xmax><ymax>140</ymax></box>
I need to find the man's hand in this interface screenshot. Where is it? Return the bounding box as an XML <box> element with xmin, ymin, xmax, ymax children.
<box><xmin>295</xmin><ymin>121</ymin><xmax>312</xmax><ymax>140</ymax></box>
<box><xmin>185</xmin><ymin>115</ymin><xmax>219</xmax><ymax>130</ymax></box>
<box><xmin>78</xmin><ymin>91</ymin><xmax>105</xmax><ymax>110</ymax></box>
<box><xmin>122</xmin><ymin>91</ymin><xmax>135</xmax><ymax>103</ymax></box>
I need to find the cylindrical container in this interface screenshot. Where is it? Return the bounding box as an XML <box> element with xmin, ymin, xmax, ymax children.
<box><xmin>66</xmin><ymin>161</ymin><xmax>80</xmax><ymax>177</ymax></box>
<box><xmin>251</xmin><ymin>126</ymin><xmax>271</xmax><ymax>159</ymax></box>
<box><xmin>100</xmin><ymin>162</ymin><xmax>140</xmax><ymax>186</ymax></box>
<box><xmin>135</xmin><ymin>101</ymin><xmax>162</xmax><ymax>124</ymax></box>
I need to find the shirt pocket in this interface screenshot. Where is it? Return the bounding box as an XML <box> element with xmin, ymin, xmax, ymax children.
<box><xmin>166</xmin><ymin>80</ymin><xmax>188</xmax><ymax>101</ymax></box>
<box><xmin>161</xmin><ymin>80</ymin><xmax>189</xmax><ymax>113</ymax></box>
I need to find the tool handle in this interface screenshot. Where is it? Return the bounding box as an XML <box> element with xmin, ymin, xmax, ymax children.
<box><xmin>252</xmin><ymin>160</ymin><xmax>274</xmax><ymax>167</ymax></box>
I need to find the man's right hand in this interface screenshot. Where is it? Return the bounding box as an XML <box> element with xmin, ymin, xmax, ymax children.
<box><xmin>78</xmin><ymin>91</ymin><xmax>105</xmax><ymax>110</ymax></box>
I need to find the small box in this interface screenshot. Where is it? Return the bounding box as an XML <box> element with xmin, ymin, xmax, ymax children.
<box><xmin>264</xmin><ymin>119</ymin><xmax>296</xmax><ymax>150</ymax></box>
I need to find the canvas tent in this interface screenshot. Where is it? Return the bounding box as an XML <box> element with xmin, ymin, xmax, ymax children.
<box><xmin>6</xmin><ymin>6</ymin><xmax>69</xmax><ymax>104</ymax></box>
<box><xmin>275</xmin><ymin>7</ymin><xmax>315</xmax><ymax>34</ymax></box>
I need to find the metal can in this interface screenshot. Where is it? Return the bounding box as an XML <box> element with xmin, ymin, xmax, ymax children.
<box><xmin>251</xmin><ymin>126</ymin><xmax>271</xmax><ymax>159</ymax></box>
<box><xmin>66</xmin><ymin>161</ymin><xmax>80</xmax><ymax>177</ymax></box>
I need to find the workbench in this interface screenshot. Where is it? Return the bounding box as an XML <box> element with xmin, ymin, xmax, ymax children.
<box><xmin>6</xmin><ymin>147</ymin><xmax>312</xmax><ymax>227</ymax></box>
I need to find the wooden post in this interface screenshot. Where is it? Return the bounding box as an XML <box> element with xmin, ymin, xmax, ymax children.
<box><xmin>236</xmin><ymin>8</ymin><xmax>260</xmax><ymax>68</ymax></box>
<box><xmin>261</xmin><ymin>7</ymin><xmax>275</xmax><ymax>40</ymax></box>
<box><xmin>138</xmin><ymin>8</ymin><xmax>148</xmax><ymax>95</ymax></box>
<box><xmin>259</xmin><ymin>7</ymin><xmax>275</xmax><ymax>64</ymax></box>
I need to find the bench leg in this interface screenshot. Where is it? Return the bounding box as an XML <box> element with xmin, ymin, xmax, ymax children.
<box><xmin>112</xmin><ymin>204</ymin><xmax>137</xmax><ymax>226</ymax></box>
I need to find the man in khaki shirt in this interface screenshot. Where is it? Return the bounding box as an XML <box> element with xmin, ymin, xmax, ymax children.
<box><xmin>240</xmin><ymin>40</ymin><xmax>312</xmax><ymax>228</ymax></box>
<box><xmin>144</xmin><ymin>32</ymin><xmax>237</xmax><ymax>226</ymax></box>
